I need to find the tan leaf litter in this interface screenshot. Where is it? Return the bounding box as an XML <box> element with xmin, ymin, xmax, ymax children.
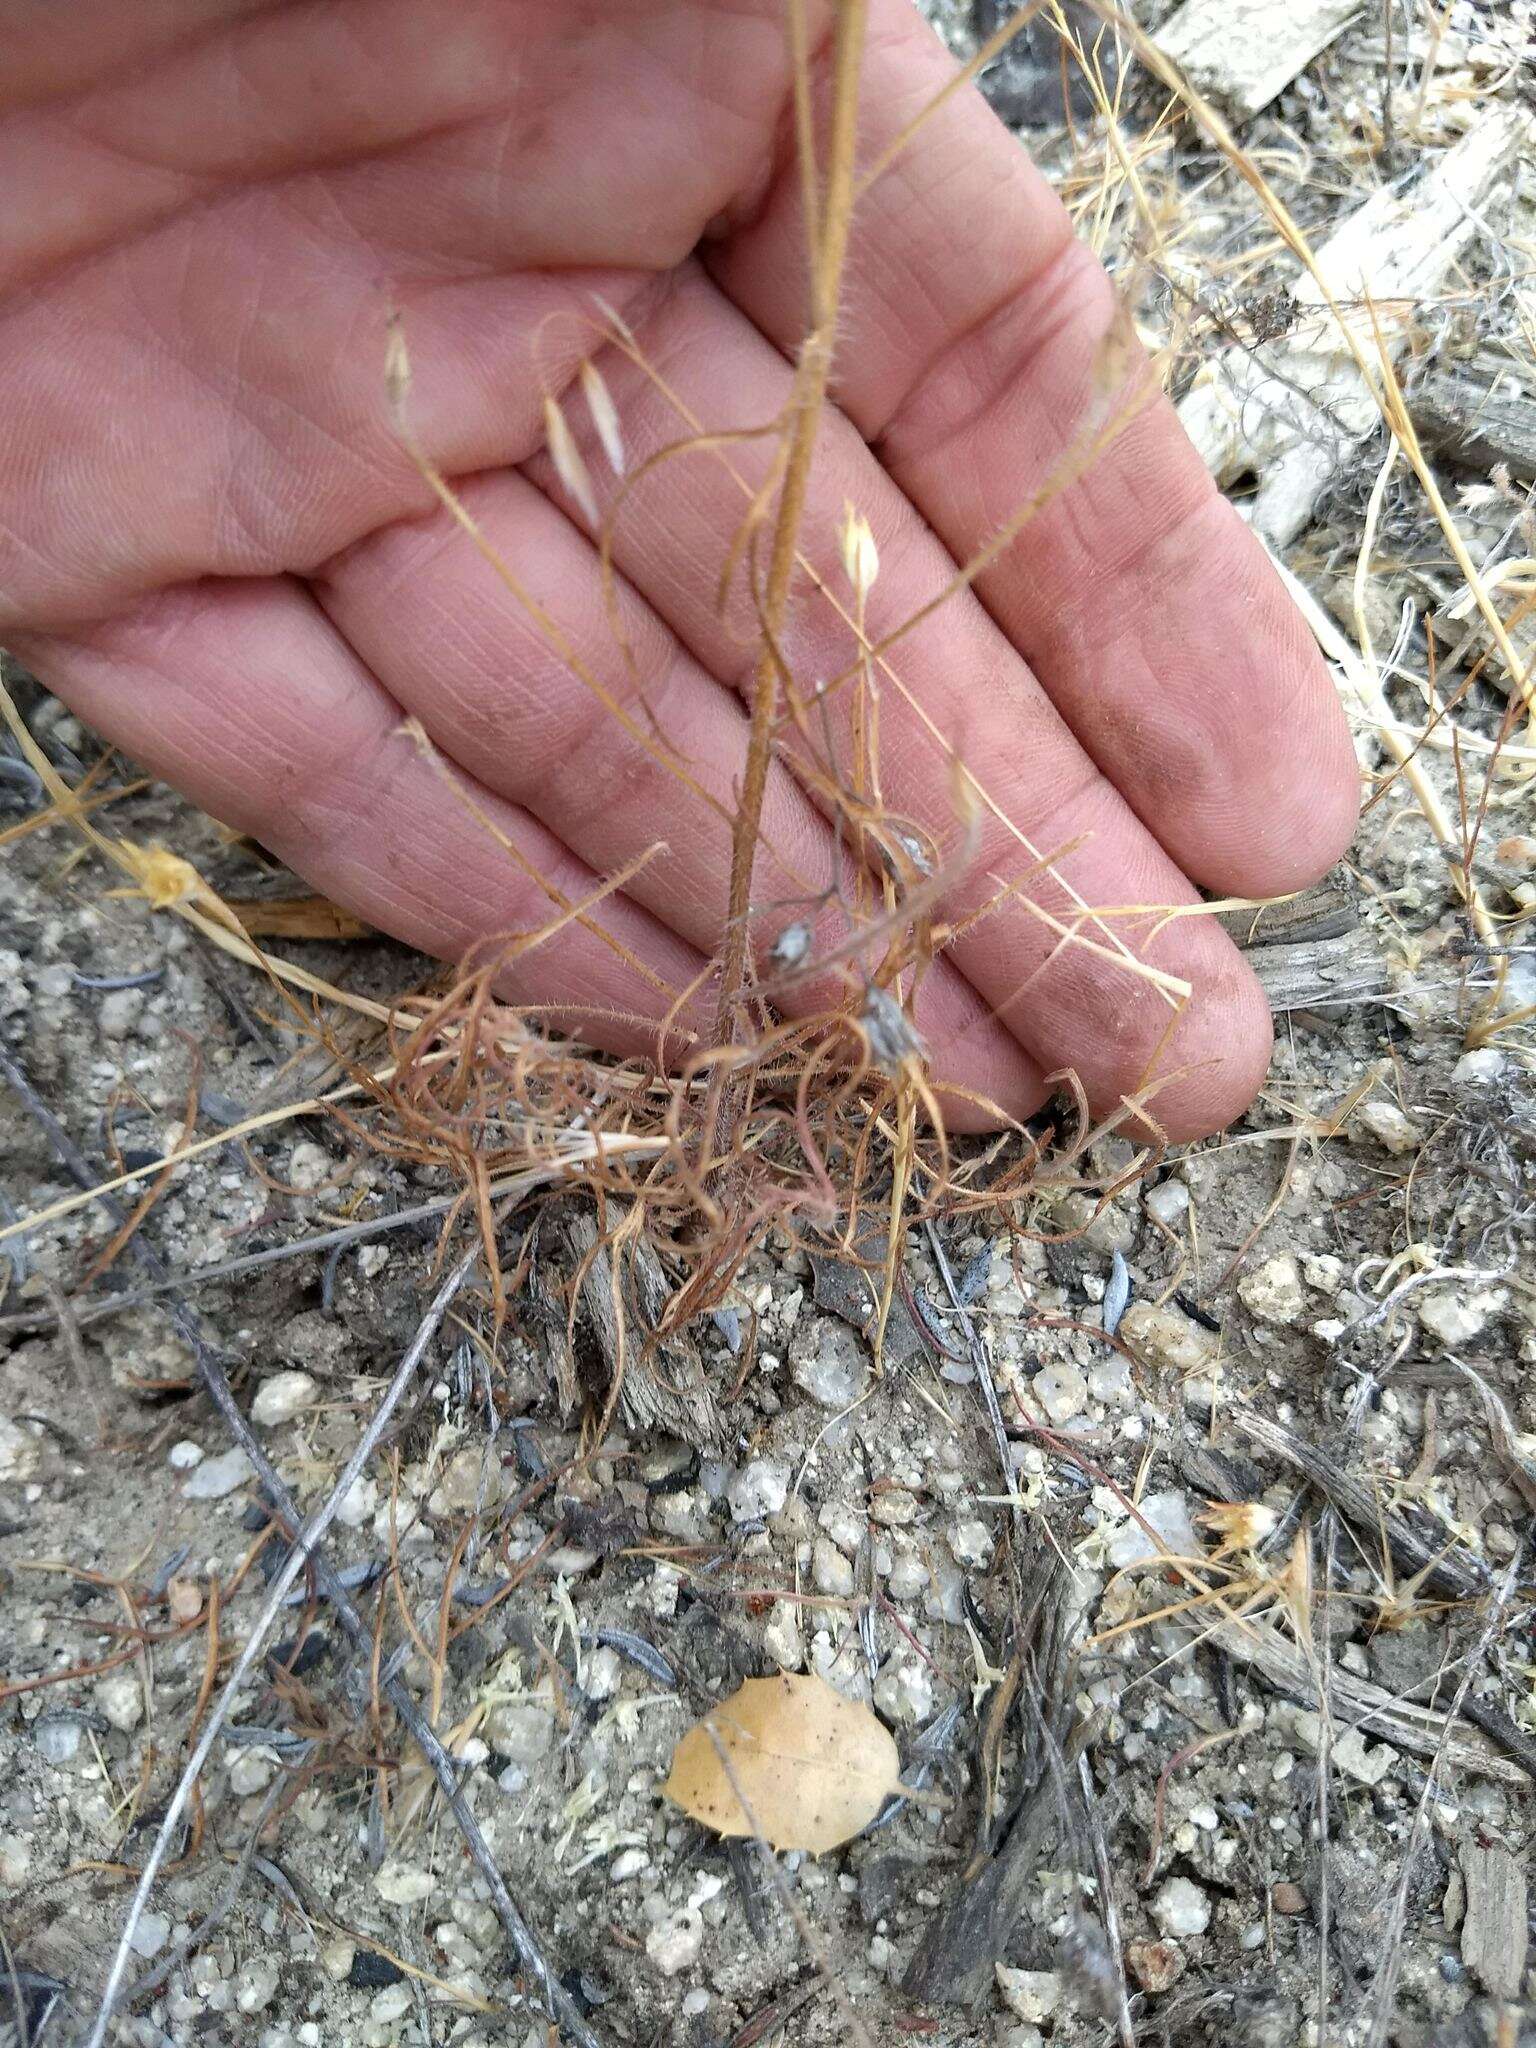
<box><xmin>662</xmin><ymin>1672</ymin><xmax>903</xmax><ymax>1856</ymax></box>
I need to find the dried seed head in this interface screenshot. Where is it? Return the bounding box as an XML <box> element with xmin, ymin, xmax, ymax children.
<box><xmin>768</xmin><ymin>922</ymin><xmax>812</xmax><ymax>971</ymax></box>
<box><xmin>861</xmin><ymin>983</ymin><xmax>927</xmax><ymax>1072</ymax></box>
<box><xmin>579</xmin><ymin>358</ymin><xmax>625</xmax><ymax>478</ymax></box>
<box><xmin>543</xmin><ymin>393</ymin><xmax>600</xmax><ymax>528</ymax></box>
<box><xmin>839</xmin><ymin>503</ymin><xmax>879</xmax><ymax>602</ymax></box>
<box><xmin>1197</xmin><ymin>1501</ymin><xmax>1278</xmax><ymax>1554</ymax></box>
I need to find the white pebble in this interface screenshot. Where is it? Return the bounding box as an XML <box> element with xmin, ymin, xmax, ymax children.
<box><xmin>727</xmin><ymin>1457</ymin><xmax>790</xmax><ymax>1524</ymax></box>
<box><xmin>251</xmin><ymin>1369</ymin><xmax>318</xmax><ymax>1428</ymax></box>
<box><xmin>1238</xmin><ymin>1254</ymin><xmax>1305</xmax><ymax>1326</ymax></box>
<box><xmin>168</xmin><ymin>1439</ymin><xmax>204</xmax><ymax>1469</ymax></box>
<box><xmin>646</xmin><ymin>1908</ymin><xmax>703</xmax><ymax>1976</ymax></box>
<box><xmin>96</xmin><ymin>1673</ymin><xmax>143</xmax><ymax>1732</ymax></box>
<box><xmin>182</xmin><ymin>1445</ymin><xmax>254</xmax><ymax>1500</ymax></box>
<box><xmin>1152</xmin><ymin>1875</ymin><xmax>1211</xmax><ymax>1937</ymax></box>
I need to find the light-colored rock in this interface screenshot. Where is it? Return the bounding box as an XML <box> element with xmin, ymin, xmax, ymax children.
<box><xmin>1238</xmin><ymin>1254</ymin><xmax>1305</xmax><ymax>1326</ymax></box>
<box><xmin>996</xmin><ymin>1967</ymin><xmax>1061</xmax><ymax>2023</ymax></box>
<box><xmin>763</xmin><ymin>1600</ymin><xmax>804</xmax><ymax>1670</ymax></box>
<box><xmin>228</xmin><ymin>1747</ymin><xmax>277</xmax><ymax>1796</ymax></box>
<box><xmin>182</xmin><ymin>1445</ymin><xmax>254</xmax><ymax>1500</ymax></box>
<box><xmin>790</xmin><ymin>1320</ymin><xmax>868</xmax><ymax>1409</ymax></box>
<box><xmin>874</xmin><ymin>1660</ymin><xmax>934</xmax><ymax>1726</ymax></box>
<box><xmin>34</xmin><ymin>1715</ymin><xmax>82</xmax><ymax>1765</ymax></box>
<box><xmin>375</xmin><ymin>1864</ymin><xmax>435</xmax><ymax>1906</ymax></box>
<box><xmin>1419</xmin><ymin>1287</ymin><xmax>1505</xmax><ymax>1348</ymax></box>
<box><xmin>869</xmin><ymin>1486</ymin><xmax>919</xmax><ymax>1528</ymax></box>
<box><xmin>487</xmin><ymin>1701</ymin><xmax>554</xmax><ymax>1765</ymax></box>
<box><xmin>369</xmin><ymin>1983</ymin><xmax>412</xmax><ymax>2024</ymax></box>
<box><xmin>812</xmin><ymin>1536</ymin><xmax>855</xmax><ymax>1598</ymax></box>
<box><xmin>286</xmin><ymin>1141</ymin><xmax>334</xmax><ymax>1192</ymax></box>
<box><xmin>129</xmin><ymin>1912</ymin><xmax>172</xmax><ymax>1960</ymax></box>
<box><xmin>1452</xmin><ymin>1049</ymin><xmax>1506</xmax><ymax>1090</ymax></box>
<box><xmin>96</xmin><ymin>1673</ymin><xmax>144</xmax><ymax>1732</ymax></box>
<box><xmin>236</xmin><ymin>1957</ymin><xmax>280</xmax><ymax>2013</ymax></box>
<box><xmin>1119</xmin><ymin>1303</ymin><xmax>1220</xmax><ymax>1377</ymax></box>
<box><xmin>1145</xmin><ymin>1180</ymin><xmax>1190</xmax><ymax>1230</ymax></box>
<box><xmin>728</xmin><ymin>1457</ymin><xmax>790</xmax><ymax>1525</ymax></box>
<box><xmin>1356</xmin><ymin>1101</ymin><xmax>1423</xmax><ymax>1155</ymax></box>
<box><xmin>251</xmin><ymin>1369</ymin><xmax>318</xmax><ymax>1428</ymax></box>
<box><xmin>1032</xmin><ymin>1361</ymin><xmax>1088</xmax><ymax>1423</ymax></box>
<box><xmin>1151</xmin><ymin>1875</ymin><xmax>1211</xmax><ymax>1938</ymax></box>
<box><xmin>1106</xmin><ymin>1489</ymin><xmax>1200</xmax><ymax>1569</ymax></box>
<box><xmin>0</xmin><ymin>1416</ymin><xmax>39</xmax><ymax>1482</ymax></box>
<box><xmin>610</xmin><ymin>1848</ymin><xmax>648</xmax><ymax>1883</ymax></box>
<box><xmin>950</xmin><ymin>1518</ymin><xmax>993</xmax><ymax>1568</ymax></box>
<box><xmin>167</xmin><ymin>1438</ymin><xmax>203</xmax><ymax>1469</ymax></box>
<box><xmin>429</xmin><ymin>1445</ymin><xmax>502</xmax><ymax>1517</ymax></box>
<box><xmin>646</xmin><ymin>1907</ymin><xmax>703</xmax><ymax>1976</ymax></box>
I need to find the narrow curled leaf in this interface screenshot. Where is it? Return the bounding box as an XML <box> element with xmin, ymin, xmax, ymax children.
<box><xmin>579</xmin><ymin>359</ymin><xmax>625</xmax><ymax>477</ymax></box>
<box><xmin>663</xmin><ymin>1672</ymin><xmax>903</xmax><ymax>1855</ymax></box>
<box><xmin>543</xmin><ymin>394</ymin><xmax>600</xmax><ymax>528</ymax></box>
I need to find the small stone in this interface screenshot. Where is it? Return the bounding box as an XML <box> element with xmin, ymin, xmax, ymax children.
<box><xmin>869</xmin><ymin>1487</ymin><xmax>919</xmax><ymax>1528</ymax></box>
<box><xmin>610</xmin><ymin>1848</ymin><xmax>648</xmax><ymax>1882</ymax></box>
<box><xmin>98</xmin><ymin>987</ymin><xmax>146</xmax><ymax>1039</ymax></box>
<box><xmin>812</xmin><ymin>1536</ymin><xmax>855</xmax><ymax>1598</ymax></box>
<box><xmin>1032</xmin><ymin>1361</ymin><xmax>1087</xmax><ymax>1423</ymax></box>
<box><xmin>584</xmin><ymin>1647</ymin><xmax>623</xmax><ymax>1701</ymax></box>
<box><xmin>1418</xmin><ymin>1287</ymin><xmax>1504</xmax><ymax>1348</ymax></box>
<box><xmin>1238</xmin><ymin>1254</ymin><xmax>1305</xmax><ymax>1326</ymax></box>
<box><xmin>236</xmin><ymin>1957</ymin><xmax>280</xmax><ymax>2013</ymax></box>
<box><xmin>375</xmin><ymin>1864</ymin><xmax>435</xmax><ymax>1906</ymax></box>
<box><xmin>728</xmin><ymin>1458</ymin><xmax>790</xmax><ymax>1524</ymax></box>
<box><xmin>1451</xmin><ymin>1049</ymin><xmax>1505</xmax><ymax>1090</ymax></box>
<box><xmin>450</xmin><ymin>1898</ymin><xmax>500</xmax><ymax>1950</ymax></box>
<box><xmin>429</xmin><ymin>1444</ymin><xmax>502</xmax><ymax>1516</ymax></box>
<box><xmin>128</xmin><ymin>1912</ymin><xmax>172</xmax><ymax>1960</ymax></box>
<box><xmin>995</xmin><ymin>1967</ymin><xmax>1060</xmax><ymax>2022</ymax></box>
<box><xmin>0</xmin><ymin>1417</ymin><xmax>39</xmax><ymax>1482</ymax></box>
<box><xmin>167</xmin><ymin>1439</ymin><xmax>203</xmax><ymax>1469</ymax></box>
<box><xmin>33</xmin><ymin>1715</ymin><xmax>82</xmax><ymax>1765</ymax></box>
<box><xmin>763</xmin><ymin>1600</ymin><xmax>804</xmax><ymax>1670</ymax></box>
<box><xmin>487</xmin><ymin>1701</ymin><xmax>554</xmax><ymax>1765</ymax></box>
<box><xmin>286</xmin><ymin>1141</ymin><xmax>334</xmax><ymax>1192</ymax></box>
<box><xmin>1151</xmin><ymin>1876</ymin><xmax>1211</xmax><ymax>1938</ymax></box>
<box><xmin>251</xmin><ymin>1369</ymin><xmax>318</xmax><ymax>1427</ymax></box>
<box><xmin>1126</xmin><ymin>1938</ymin><xmax>1185</xmax><ymax>1992</ymax></box>
<box><xmin>646</xmin><ymin>1907</ymin><xmax>703</xmax><ymax>1976</ymax></box>
<box><xmin>1145</xmin><ymin>1180</ymin><xmax>1189</xmax><ymax>1229</ymax></box>
<box><xmin>790</xmin><ymin>1320</ymin><xmax>868</xmax><ymax>1409</ymax></box>
<box><xmin>96</xmin><ymin>1673</ymin><xmax>143</xmax><ymax>1732</ymax></box>
<box><xmin>1087</xmin><ymin>1355</ymin><xmax>1133</xmax><ymax>1404</ymax></box>
<box><xmin>1355</xmin><ymin>1101</ymin><xmax>1422</xmax><ymax>1155</ymax></box>
<box><xmin>873</xmin><ymin>1660</ymin><xmax>934</xmax><ymax>1725</ymax></box>
<box><xmin>1271</xmin><ymin>1881</ymin><xmax>1308</xmax><ymax>1916</ymax></box>
<box><xmin>369</xmin><ymin>1984</ymin><xmax>412</xmax><ymax>2024</ymax></box>
<box><xmin>183</xmin><ymin>1445</ymin><xmax>254</xmax><ymax>1500</ymax></box>
<box><xmin>1119</xmin><ymin>1303</ymin><xmax>1220</xmax><ymax>1377</ymax></box>
<box><xmin>950</xmin><ymin>1518</ymin><xmax>992</xmax><ymax>1567</ymax></box>
<box><xmin>229</xmin><ymin>1747</ymin><xmax>276</xmax><ymax>1796</ymax></box>
<box><xmin>1301</xmin><ymin>1254</ymin><xmax>1344</xmax><ymax>1294</ymax></box>
<box><xmin>1106</xmin><ymin>1490</ymin><xmax>1199</xmax><ymax>1569</ymax></box>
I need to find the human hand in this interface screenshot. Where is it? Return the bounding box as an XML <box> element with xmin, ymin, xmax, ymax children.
<box><xmin>0</xmin><ymin>0</ymin><xmax>1358</xmax><ymax>1137</ymax></box>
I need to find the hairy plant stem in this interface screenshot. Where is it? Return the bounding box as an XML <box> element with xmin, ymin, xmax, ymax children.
<box><xmin>710</xmin><ymin>0</ymin><xmax>869</xmax><ymax>1109</ymax></box>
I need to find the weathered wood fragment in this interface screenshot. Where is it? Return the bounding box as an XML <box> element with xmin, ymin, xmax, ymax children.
<box><xmin>1179</xmin><ymin>111</ymin><xmax>1531</xmax><ymax>546</ymax></box>
<box><xmin>1154</xmin><ymin>0</ymin><xmax>1359</xmax><ymax>120</ymax></box>
<box><xmin>1460</xmin><ymin>1839</ymin><xmax>1529</xmax><ymax>2000</ymax></box>
<box><xmin>1409</xmin><ymin>347</ymin><xmax>1536</xmax><ymax>481</ymax></box>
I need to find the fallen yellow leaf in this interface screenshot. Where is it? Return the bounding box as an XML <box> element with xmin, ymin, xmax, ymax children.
<box><xmin>662</xmin><ymin>1672</ymin><xmax>903</xmax><ymax>1855</ymax></box>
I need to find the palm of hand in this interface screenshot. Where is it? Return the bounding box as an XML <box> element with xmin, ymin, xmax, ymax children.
<box><xmin>1</xmin><ymin>0</ymin><xmax>1357</xmax><ymax>1136</ymax></box>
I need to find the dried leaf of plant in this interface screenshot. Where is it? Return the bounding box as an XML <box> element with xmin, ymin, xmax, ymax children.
<box><xmin>663</xmin><ymin>1672</ymin><xmax>903</xmax><ymax>1855</ymax></box>
<box><xmin>225</xmin><ymin>896</ymin><xmax>372</xmax><ymax>940</ymax></box>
